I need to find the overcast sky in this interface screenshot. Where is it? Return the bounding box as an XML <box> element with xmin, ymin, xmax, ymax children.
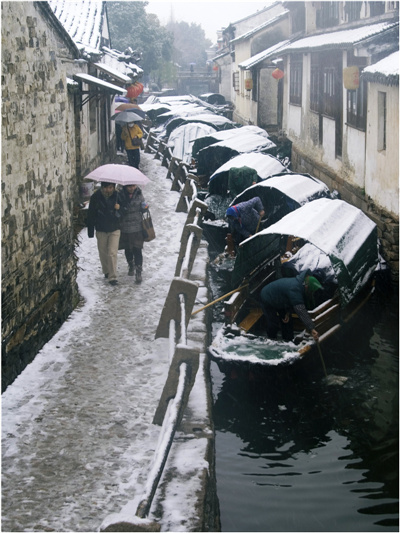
<box><xmin>145</xmin><ymin>1</ymin><xmax>272</xmax><ymax>42</ymax></box>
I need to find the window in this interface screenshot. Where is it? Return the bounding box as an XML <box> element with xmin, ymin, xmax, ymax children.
<box><xmin>378</xmin><ymin>91</ymin><xmax>386</xmax><ymax>151</ymax></box>
<box><xmin>370</xmin><ymin>1</ymin><xmax>385</xmax><ymax>16</ymax></box>
<box><xmin>322</xmin><ymin>66</ymin><xmax>338</xmax><ymax>118</ymax></box>
<box><xmin>347</xmin><ymin>80</ymin><xmax>367</xmax><ymax>130</ymax></box>
<box><xmin>290</xmin><ymin>55</ymin><xmax>302</xmax><ymax>105</ymax></box>
<box><xmin>317</xmin><ymin>2</ymin><xmax>339</xmax><ymax>28</ymax></box>
<box><xmin>346</xmin><ymin>53</ymin><xmax>367</xmax><ymax>130</ymax></box>
<box><xmin>232</xmin><ymin>71</ymin><xmax>239</xmax><ymax>92</ymax></box>
<box><xmin>310</xmin><ymin>55</ymin><xmax>320</xmax><ymax>112</ymax></box>
<box><xmin>344</xmin><ymin>1</ymin><xmax>362</xmax><ymax>22</ymax></box>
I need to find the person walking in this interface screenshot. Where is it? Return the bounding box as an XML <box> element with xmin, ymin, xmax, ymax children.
<box><xmin>226</xmin><ymin>196</ymin><xmax>265</xmax><ymax>248</ymax></box>
<box><xmin>260</xmin><ymin>270</ymin><xmax>322</xmax><ymax>342</ymax></box>
<box><xmin>119</xmin><ymin>184</ymin><xmax>148</xmax><ymax>283</ymax></box>
<box><xmin>121</xmin><ymin>121</ymin><xmax>143</xmax><ymax>169</ymax></box>
<box><xmin>87</xmin><ymin>182</ymin><xmax>122</xmax><ymax>286</ymax></box>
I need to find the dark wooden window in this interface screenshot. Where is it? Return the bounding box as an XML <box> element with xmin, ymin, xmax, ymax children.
<box><xmin>232</xmin><ymin>71</ymin><xmax>239</xmax><ymax>92</ymax></box>
<box><xmin>322</xmin><ymin>66</ymin><xmax>338</xmax><ymax>118</ymax></box>
<box><xmin>317</xmin><ymin>1</ymin><xmax>339</xmax><ymax>28</ymax></box>
<box><xmin>378</xmin><ymin>91</ymin><xmax>386</xmax><ymax>150</ymax></box>
<box><xmin>310</xmin><ymin>54</ymin><xmax>320</xmax><ymax>112</ymax></box>
<box><xmin>346</xmin><ymin>54</ymin><xmax>367</xmax><ymax>130</ymax></box>
<box><xmin>345</xmin><ymin>1</ymin><xmax>362</xmax><ymax>22</ymax></box>
<box><xmin>370</xmin><ymin>1</ymin><xmax>385</xmax><ymax>16</ymax></box>
<box><xmin>290</xmin><ymin>55</ymin><xmax>302</xmax><ymax>105</ymax></box>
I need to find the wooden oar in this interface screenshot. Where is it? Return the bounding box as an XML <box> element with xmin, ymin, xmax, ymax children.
<box><xmin>316</xmin><ymin>340</ymin><xmax>328</xmax><ymax>378</ymax></box>
<box><xmin>191</xmin><ymin>284</ymin><xmax>248</xmax><ymax>316</ymax></box>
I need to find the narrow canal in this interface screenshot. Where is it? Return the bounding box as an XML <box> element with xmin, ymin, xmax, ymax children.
<box><xmin>208</xmin><ymin>268</ymin><xmax>399</xmax><ymax>532</ymax></box>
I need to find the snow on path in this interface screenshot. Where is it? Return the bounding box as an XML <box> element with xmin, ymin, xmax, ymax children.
<box><xmin>2</xmin><ymin>154</ymin><xmax>188</xmax><ymax>532</ymax></box>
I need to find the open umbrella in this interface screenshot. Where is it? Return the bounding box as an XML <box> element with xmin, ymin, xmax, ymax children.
<box><xmin>115</xmin><ymin>104</ymin><xmax>147</xmax><ymax>119</ymax></box>
<box><xmin>84</xmin><ymin>164</ymin><xmax>150</xmax><ymax>186</ymax></box>
<box><xmin>111</xmin><ymin>110</ymin><xmax>144</xmax><ymax>123</ymax></box>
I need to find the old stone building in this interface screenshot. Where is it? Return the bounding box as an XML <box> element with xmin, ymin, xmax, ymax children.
<box><xmin>1</xmin><ymin>2</ymin><xmax>81</xmax><ymax>390</ymax></box>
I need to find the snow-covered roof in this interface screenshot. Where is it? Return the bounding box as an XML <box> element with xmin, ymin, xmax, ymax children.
<box><xmin>48</xmin><ymin>0</ymin><xmax>104</xmax><ymax>53</ymax></box>
<box><xmin>278</xmin><ymin>21</ymin><xmax>399</xmax><ymax>53</ymax></box>
<box><xmin>239</xmin><ymin>39</ymin><xmax>292</xmax><ymax>70</ymax></box>
<box><xmin>362</xmin><ymin>50</ymin><xmax>399</xmax><ymax>86</ymax></box>
<box><xmin>94</xmin><ymin>62</ymin><xmax>131</xmax><ymax>83</ymax></box>
<box><xmin>209</xmin><ymin>152</ymin><xmax>285</xmax><ymax>182</ymax></box>
<box><xmin>73</xmin><ymin>73</ymin><xmax>126</xmax><ymax>94</ymax></box>
<box><xmin>231</xmin><ymin>10</ymin><xmax>289</xmax><ymax>44</ymax></box>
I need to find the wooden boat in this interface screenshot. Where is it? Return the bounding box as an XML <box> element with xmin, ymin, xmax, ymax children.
<box><xmin>208</xmin><ymin>198</ymin><xmax>380</xmax><ymax>371</ymax></box>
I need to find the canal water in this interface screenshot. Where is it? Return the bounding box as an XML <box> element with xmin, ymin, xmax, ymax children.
<box><xmin>208</xmin><ymin>269</ymin><xmax>399</xmax><ymax>532</ymax></box>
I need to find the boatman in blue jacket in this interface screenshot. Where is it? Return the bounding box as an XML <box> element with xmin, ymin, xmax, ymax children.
<box><xmin>260</xmin><ymin>270</ymin><xmax>322</xmax><ymax>342</ymax></box>
<box><xmin>226</xmin><ymin>196</ymin><xmax>265</xmax><ymax>247</ymax></box>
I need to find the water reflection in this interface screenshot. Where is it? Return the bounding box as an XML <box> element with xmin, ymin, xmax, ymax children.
<box><xmin>211</xmin><ymin>291</ymin><xmax>399</xmax><ymax>532</ymax></box>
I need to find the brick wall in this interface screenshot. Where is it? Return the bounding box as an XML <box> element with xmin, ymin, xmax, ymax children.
<box><xmin>1</xmin><ymin>2</ymin><xmax>79</xmax><ymax>391</ymax></box>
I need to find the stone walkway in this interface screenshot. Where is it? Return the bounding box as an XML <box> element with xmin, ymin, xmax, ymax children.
<box><xmin>1</xmin><ymin>153</ymin><xmax>210</xmax><ymax>532</ymax></box>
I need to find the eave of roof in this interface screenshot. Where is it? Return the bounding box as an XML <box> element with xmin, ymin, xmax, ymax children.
<box><xmin>231</xmin><ymin>10</ymin><xmax>289</xmax><ymax>44</ymax></box>
<box><xmin>73</xmin><ymin>73</ymin><xmax>126</xmax><ymax>94</ymax></box>
<box><xmin>94</xmin><ymin>62</ymin><xmax>131</xmax><ymax>83</ymax></box>
<box><xmin>362</xmin><ymin>50</ymin><xmax>399</xmax><ymax>86</ymax></box>
<box><xmin>276</xmin><ymin>21</ymin><xmax>399</xmax><ymax>54</ymax></box>
<box><xmin>239</xmin><ymin>39</ymin><xmax>292</xmax><ymax>69</ymax></box>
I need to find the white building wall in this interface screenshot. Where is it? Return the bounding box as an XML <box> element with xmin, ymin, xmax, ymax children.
<box><xmin>365</xmin><ymin>82</ymin><xmax>399</xmax><ymax>216</ymax></box>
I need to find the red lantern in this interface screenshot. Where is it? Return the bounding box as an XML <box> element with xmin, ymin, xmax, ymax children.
<box><xmin>213</xmin><ymin>65</ymin><xmax>219</xmax><ymax>71</ymax></box>
<box><xmin>272</xmin><ymin>68</ymin><xmax>284</xmax><ymax>80</ymax></box>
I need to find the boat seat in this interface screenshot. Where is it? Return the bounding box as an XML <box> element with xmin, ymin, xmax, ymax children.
<box><xmin>239</xmin><ymin>308</ymin><xmax>263</xmax><ymax>332</ymax></box>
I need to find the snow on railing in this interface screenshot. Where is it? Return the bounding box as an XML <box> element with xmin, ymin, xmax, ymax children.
<box><xmin>131</xmin><ymin>189</ymin><xmax>209</xmax><ymax>522</ymax></box>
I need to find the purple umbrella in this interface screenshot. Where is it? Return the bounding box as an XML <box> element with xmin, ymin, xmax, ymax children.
<box><xmin>84</xmin><ymin>164</ymin><xmax>151</xmax><ymax>186</ymax></box>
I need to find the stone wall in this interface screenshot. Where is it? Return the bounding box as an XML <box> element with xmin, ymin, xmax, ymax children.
<box><xmin>291</xmin><ymin>146</ymin><xmax>399</xmax><ymax>285</ymax></box>
<box><xmin>1</xmin><ymin>2</ymin><xmax>79</xmax><ymax>391</ymax></box>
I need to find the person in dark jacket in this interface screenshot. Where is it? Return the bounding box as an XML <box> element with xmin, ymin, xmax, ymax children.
<box><xmin>260</xmin><ymin>270</ymin><xmax>322</xmax><ymax>342</ymax></box>
<box><xmin>87</xmin><ymin>182</ymin><xmax>122</xmax><ymax>286</ymax></box>
<box><xmin>226</xmin><ymin>196</ymin><xmax>265</xmax><ymax>248</ymax></box>
<box><xmin>119</xmin><ymin>184</ymin><xmax>147</xmax><ymax>283</ymax></box>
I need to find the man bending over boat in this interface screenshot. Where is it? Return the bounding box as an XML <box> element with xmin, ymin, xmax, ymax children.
<box><xmin>226</xmin><ymin>197</ymin><xmax>265</xmax><ymax>248</ymax></box>
<box><xmin>260</xmin><ymin>270</ymin><xmax>322</xmax><ymax>342</ymax></box>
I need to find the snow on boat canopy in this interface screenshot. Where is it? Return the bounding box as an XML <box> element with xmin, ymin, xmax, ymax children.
<box><xmin>233</xmin><ymin>198</ymin><xmax>378</xmax><ymax>305</ymax></box>
<box><xmin>207</xmin><ymin>152</ymin><xmax>288</xmax><ymax>196</ymax></box>
<box><xmin>163</xmin><ymin>113</ymin><xmax>236</xmax><ymax>139</ymax></box>
<box><xmin>230</xmin><ymin>172</ymin><xmax>331</xmax><ymax>229</ymax></box>
<box><xmin>208</xmin><ymin>198</ymin><xmax>379</xmax><ymax>368</ymax></box>
<box><xmin>192</xmin><ymin>125</ymin><xmax>268</xmax><ymax>158</ymax></box>
<box><xmin>196</xmin><ymin>131</ymin><xmax>277</xmax><ymax>176</ymax></box>
<box><xmin>167</xmin><ymin>123</ymin><xmax>218</xmax><ymax>164</ymax></box>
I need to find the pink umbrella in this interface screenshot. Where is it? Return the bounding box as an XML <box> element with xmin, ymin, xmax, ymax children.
<box><xmin>84</xmin><ymin>164</ymin><xmax>151</xmax><ymax>186</ymax></box>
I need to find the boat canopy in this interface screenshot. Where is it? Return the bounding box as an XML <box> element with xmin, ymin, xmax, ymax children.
<box><xmin>168</xmin><ymin>123</ymin><xmax>217</xmax><ymax>164</ymax></box>
<box><xmin>232</xmin><ymin>198</ymin><xmax>378</xmax><ymax>305</ymax></box>
<box><xmin>196</xmin><ymin>132</ymin><xmax>277</xmax><ymax>176</ymax></box>
<box><xmin>208</xmin><ymin>153</ymin><xmax>287</xmax><ymax>195</ymax></box>
<box><xmin>164</xmin><ymin>113</ymin><xmax>235</xmax><ymax>139</ymax></box>
<box><xmin>192</xmin><ymin>125</ymin><xmax>268</xmax><ymax>157</ymax></box>
<box><xmin>231</xmin><ymin>172</ymin><xmax>331</xmax><ymax>227</ymax></box>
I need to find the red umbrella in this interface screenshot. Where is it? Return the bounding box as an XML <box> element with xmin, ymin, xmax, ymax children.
<box><xmin>84</xmin><ymin>164</ymin><xmax>150</xmax><ymax>186</ymax></box>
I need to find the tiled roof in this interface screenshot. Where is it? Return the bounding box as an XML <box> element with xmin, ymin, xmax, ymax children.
<box><xmin>279</xmin><ymin>21</ymin><xmax>399</xmax><ymax>52</ymax></box>
<box><xmin>239</xmin><ymin>39</ymin><xmax>292</xmax><ymax>69</ymax></box>
<box><xmin>48</xmin><ymin>0</ymin><xmax>104</xmax><ymax>52</ymax></box>
<box><xmin>231</xmin><ymin>10</ymin><xmax>289</xmax><ymax>44</ymax></box>
<box><xmin>362</xmin><ymin>50</ymin><xmax>399</xmax><ymax>85</ymax></box>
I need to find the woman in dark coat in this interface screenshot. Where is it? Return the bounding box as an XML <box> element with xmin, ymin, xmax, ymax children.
<box><xmin>119</xmin><ymin>184</ymin><xmax>148</xmax><ymax>283</ymax></box>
